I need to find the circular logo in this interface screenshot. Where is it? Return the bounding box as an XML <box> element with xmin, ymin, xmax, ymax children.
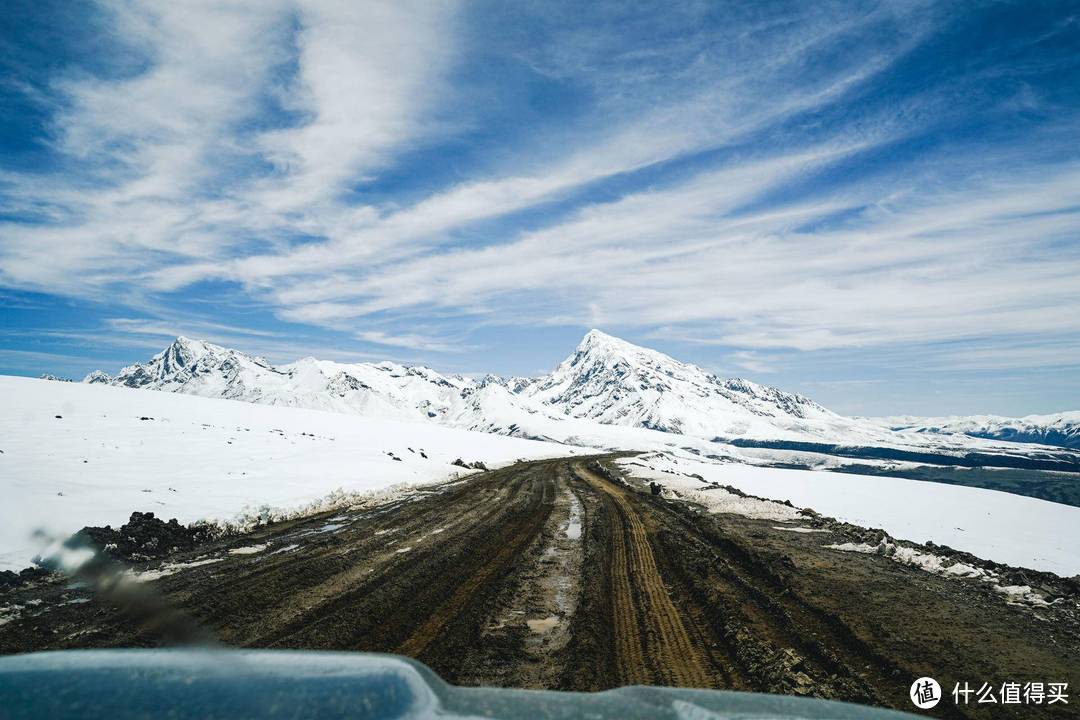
<box><xmin>910</xmin><ymin>677</ymin><xmax>942</xmax><ymax>709</ymax></box>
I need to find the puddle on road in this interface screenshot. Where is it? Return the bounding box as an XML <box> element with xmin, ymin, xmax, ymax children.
<box><xmin>565</xmin><ymin>494</ymin><xmax>582</xmax><ymax>540</ymax></box>
<box><xmin>526</xmin><ymin>616</ymin><xmax>559</xmax><ymax>634</ymax></box>
<box><xmin>546</xmin><ymin>492</ymin><xmax>585</xmax><ymax>613</ymax></box>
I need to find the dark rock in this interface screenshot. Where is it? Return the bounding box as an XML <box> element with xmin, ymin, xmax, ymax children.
<box><xmin>70</xmin><ymin>512</ymin><xmax>215</xmax><ymax>562</ymax></box>
<box><xmin>0</xmin><ymin>567</ymin><xmax>50</xmax><ymax>590</ymax></box>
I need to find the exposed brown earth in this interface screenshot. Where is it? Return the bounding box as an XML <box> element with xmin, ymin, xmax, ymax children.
<box><xmin>1</xmin><ymin>455</ymin><xmax>1077</xmax><ymax>718</ymax></box>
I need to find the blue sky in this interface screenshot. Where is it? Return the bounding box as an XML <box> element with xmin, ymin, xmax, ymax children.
<box><xmin>2</xmin><ymin>0</ymin><xmax>1079</xmax><ymax>416</ymax></box>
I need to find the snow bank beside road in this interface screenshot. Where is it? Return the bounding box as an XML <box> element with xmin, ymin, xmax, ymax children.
<box><xmin>0</xmin><ymin>376</ymin><xmax>584</xmax><ymax>571</ymax></box>
<box><xmin>619</xmin><ymin>454</ymin><xmax>1080</xmax><ymax>576</ymax></box>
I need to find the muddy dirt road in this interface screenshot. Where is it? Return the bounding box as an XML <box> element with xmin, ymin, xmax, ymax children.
<box><xmin>2</xmin><ymin>456</ymin><xmax>1078</xmax><ymax>718</ymax></box>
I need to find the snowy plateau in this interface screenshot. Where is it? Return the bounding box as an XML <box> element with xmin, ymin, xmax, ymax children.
<box><xmin>866</xmin><ymin>412</ymin><xmax>1080</xmax><ymax>450</ymax></box>
<box><xmin>3</xmin><ymin>330</ymin><xmax>1079</xmax><ymax>576</ymax></box>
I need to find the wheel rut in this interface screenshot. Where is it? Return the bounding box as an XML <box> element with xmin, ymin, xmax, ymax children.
<box><xmin>574</xmin><ymin>462</ymin><xmax>712</xmax><ymax>688</ymax></box>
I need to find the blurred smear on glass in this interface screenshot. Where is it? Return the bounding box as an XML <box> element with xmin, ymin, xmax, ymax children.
<box><xmin>32</xmin><ymin>529</ymin><xmax>216</xmax><ymax>647</ymax></box>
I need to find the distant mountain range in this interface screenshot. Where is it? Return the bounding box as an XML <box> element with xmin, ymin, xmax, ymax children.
<box><xmin>82</xmin><ymin>331</ymin><xmax>870</xmax><ymax>444</ymax></box>
<box><xmin>866</xmin><ymin>413</ymin><xmax>1080</xmax><ymax>450</ymax></box>
<box><xmin>83</xmin><ymin>330</ymin><xmax>1079</xmax><ymax>452</ymax></box>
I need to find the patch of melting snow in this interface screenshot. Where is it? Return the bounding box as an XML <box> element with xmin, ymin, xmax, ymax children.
<box><xmin>316</xmin><ymin>523</ymin><xmax>346</xmax><ymax>533</ymax></box>
<box><xmin>826</xmin><ymin>540</ymin><xmax>1052</xmax><ymax>606</ymax></box>
<box><xmin>134</xmin><ymin>557</ymin><xmax>224</xmax><ymax>581</ymax></box>
<box><xmin>621</xmin><ymin>462</ymin><xmax>800</xmax><ymax>521</ymax></box>
<box><xmin>526</xmin><ymin>616</ymin><xmax>559</xmax><ymax>634</ymax></box>
<box><xmin>395</xmin><ymin>546</ymin><xmax>413</xmax><ymax>554</ymax></box>
<box><xmin>229</xmin><ymin>543</ymin><xmax>269</xmax><ymax>555</ymax></box>
<box><xmin>270</xmin><ymin>543</ymin><xmax>300</xmax><ymax>555</ymax></box>
<box><xmin>772</xmin><ymin>525</ymin><xmax>827</xmax><ymax>533</ymax></box>
<box><xmin>993</xmin><ymin>584</ymin><xmax>1052</xmax><ymax>606</ymax></box>
<box><xmin>683</xmin><ymin>486</ymin><xmax>802</xmax><ymax>521</ymax></box>
<box><xmin>825</xmin><ymin>542</ymin><xmax>877</xmax><ymax>554</ymax></box>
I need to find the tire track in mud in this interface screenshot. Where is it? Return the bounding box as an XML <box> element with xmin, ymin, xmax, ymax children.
<box><xmin>187</xmin><ymin>472</ymin><xmax>524</xmax><ymax>648</ymax></box>
<box><xmin>645</xmin><ymin>492</ymin><xmax>903</xmax><ymax>703</ymax></box>
<box><xmin>395</xmin><ymin>468</ymin><xmax>555</xmax><ymax>658</ymax></box>
<box><xmin>574</xmin><ymin>463</ymin><xmax>712</xmax><ymax>688</ymax></box>
<box><xmin>256</xmin><ymin>462</ymin><xmax>557</xmax><ymax>666</ymax></box>
<box><xmin>252</xmin><ymin>471</ymin><xmax>529</xmax><ymax>649</ymax></box>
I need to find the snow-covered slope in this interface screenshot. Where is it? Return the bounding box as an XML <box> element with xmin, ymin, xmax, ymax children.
<box><xmin>0</xmin><ymin>376</ymin><xmax>586</xmax><ymax>571</ymax></box>
<box><xmin>869</xmin><ymin>412</ymin><xmax>1080</xmax><ymax>450</ymax></box>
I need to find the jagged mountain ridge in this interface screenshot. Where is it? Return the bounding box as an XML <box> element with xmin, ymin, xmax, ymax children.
<box><xmin>84</xmin><ymin>330</ymin><xmax>1078</xmax><ymax>449</ymax></box>
<box><xmin>86</xmin><ymin>331</ymin><xmax>869</xmax><ymax>442</ymax></box>
<box><xmin>87</xmin><ymin>336</ymin><xmax>476</xmax><ymax>424</ymax></box>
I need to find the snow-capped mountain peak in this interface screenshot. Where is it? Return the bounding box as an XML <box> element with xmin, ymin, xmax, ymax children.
<box><xmin>521</xmin><ymin>330</ymin><xmax>842</xmax><ymax>438</ymax></box>
<box><xmin>86</xmin><ymin>336</ymin><xmax>274</xmax><ymax>392</ymax></box>
<box><xmin>78</xmin><ymin>330</ymin><xmax>942</xmax><ymax>446</ymax></box>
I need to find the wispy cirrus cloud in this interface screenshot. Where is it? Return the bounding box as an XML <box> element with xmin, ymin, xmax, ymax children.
<box><xmin>258</xmin><ymin>148</ymin><xmax>1080</xmax><ymax>360</ymax></box>
<box><xmin>0</xmin><ymin>0</ymin><xmax>927</xmax><ymax>301</ymax></box>
<box><xmin>1</xmin><ymin>0</ymin><xmax>1079</xmax><ymax>414</ymax></box>
<box><xmin>356</xmin><ymin>330</ymin><xmax>473</xmax><ymax>354</ymax></box>
<box><xmin>0</xmin><ymin>0</ymin><xmax>460</xmax><ymax>297</ymax></box>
